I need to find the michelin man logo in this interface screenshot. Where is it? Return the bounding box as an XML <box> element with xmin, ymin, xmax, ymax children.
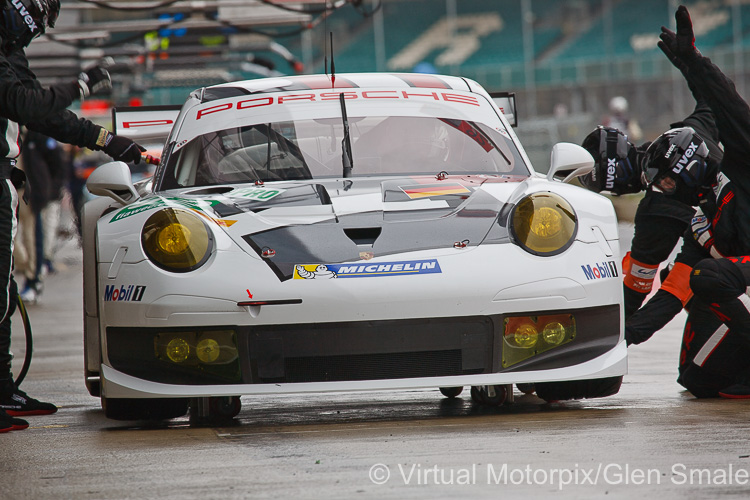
<box><xmin>295</xmin><ymin>264</ymin><xmax>338</xmax><ymax>279</ymax></box>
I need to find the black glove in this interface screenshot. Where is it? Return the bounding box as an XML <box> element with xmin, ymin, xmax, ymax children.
<box><xmin>101</xmin><ymin>132</ymin><xmax>146</xmax><ymax>164</ymax></box>
<box><xmin>658</xmin><ymin>28</ymin><xmax>689</xmax><ymax>75</ymax></box>
<box><xmin>658</xmin><ymin>5</ymin><xmax>700</xmax><ymax>68</ymax></box>
<box><xmin>77</xmin><ymin>65</ymin><xmax>112</xmax><ymax>99</ymax></box>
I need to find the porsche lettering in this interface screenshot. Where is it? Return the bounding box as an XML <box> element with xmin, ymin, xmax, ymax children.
<box><xmin>196</xmin><ymin>91</ymin><xmax>480</xmax><ymax>120</ymax></box>
<box><xmin>122</xmin><ymin>119</ymin><xmax>174</xmax><ymax>129</ymax></box>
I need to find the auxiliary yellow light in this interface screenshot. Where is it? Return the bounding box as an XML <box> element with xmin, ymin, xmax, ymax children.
<box><xmin>513</xmin><ymin>323</ymin><xmax>538</xmax><ymax>348</ymax></box>
<box><xmin>542</xmin><ymin>322</ymin><xmax>566</xmax><ymax>345</ymax></box>
<box><xmin>196</xmin><ymin>338</ymin><xmax>220</xmax><ymax>363</ymax></box>
<box><xmin>166</xmin><ymin>337</ymin><xmax>190</xmax><ymax>363</ymax></box>
<box><xmin>502</xmin><ymin>314</ymin><xmax>576</xmax><ymax>368</ymax></box>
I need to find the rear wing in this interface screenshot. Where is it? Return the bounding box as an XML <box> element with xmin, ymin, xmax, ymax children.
<box><xmin>112</xmin><ymin>105</ymin><xmax>182</xmax><ymax>142</ymax></box>
<box><xmin>489</xmin><ymin>92</ymin><xmax>517</xmax><ymax>127</ymax></box>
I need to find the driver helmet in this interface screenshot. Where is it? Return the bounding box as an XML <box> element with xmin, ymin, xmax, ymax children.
<box><xmin>642</xmin><ymin>127</ymin><xmax>709</xmax><ymax>194</ymax></box>
<box><xmin>579</xmin><ymin>126</ymin><xmax>641</xmax><ymax>195</ymax></box>
<box><xmin>0</xmin><ymin>0</ymin><xmax>59</xmax><ymax>54</ymax></box>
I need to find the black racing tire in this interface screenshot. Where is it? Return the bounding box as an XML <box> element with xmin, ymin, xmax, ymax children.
<box><xmin>470</xmin><ymin>385</ymin><xmax>484</xmax><ymax>404</ymax></box>
<box><xmin>516</xmin><ymin>383</ymin><xmax>536</xmax><ymax>395</ymax></box>
<box><xmin>481</xmin><ymin>385</ymin><xmax>507</xmax><ymax>406</ymax></box>
<box><xmin>535</xmin><ymin>376</ymin><xmax>623</xmax><ymax>402</ymax></box>
<box><xmin>208</xmin><ymin>396</ymin><xmax>242</xmax><ymax>420</ymax></box>
<box><xmin>102</xmin><ymin>396</ymin><xmax>189</xmax><ymax>421</ymax></box>
<box><xmin>470</xmin><ymin>385</ymin><xmax>507</xmax><ymax>406</ymax></box>
<box><xmin>439</xmin><ymin>386</ymin><xmax>464</xmax><ymax>398</ymax></box>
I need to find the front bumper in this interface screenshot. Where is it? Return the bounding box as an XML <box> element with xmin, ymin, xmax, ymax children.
<box><xmin>101</xmin><ymin>304</ymin><xmax>625</xmax><ymax>398</ymax></box>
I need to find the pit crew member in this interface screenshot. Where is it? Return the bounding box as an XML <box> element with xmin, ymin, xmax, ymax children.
<box><xmin>0</xmin><ymin>0</ymin><xmax>145</xmax><ymax>432</ymax></box>
<box><xmin>579</xmin><ymin>91</ymin><xmax>721</xmax><ymax>319</ymax></box>
<box><xmin>626</xmin><ymin>5</ymin><xmax>750</xmax><ymax>399</ymax></box>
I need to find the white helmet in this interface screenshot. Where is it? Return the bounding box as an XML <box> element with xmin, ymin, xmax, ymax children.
<box><xmin>609</xmin><ymin>96</ymin><xmax>628</xmax><ymax>114</ymax></box>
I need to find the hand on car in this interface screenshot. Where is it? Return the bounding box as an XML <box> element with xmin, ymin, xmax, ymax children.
<box><xmin>102</xmin><ymin>133</ymin><xmax>146</xmax><ymax>164</ymax></box>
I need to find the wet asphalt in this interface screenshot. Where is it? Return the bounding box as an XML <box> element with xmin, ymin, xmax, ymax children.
<box><xmin>3</xmin><ymin>223</ymin><xmax>750</xmax><ymax>499</ymax></box>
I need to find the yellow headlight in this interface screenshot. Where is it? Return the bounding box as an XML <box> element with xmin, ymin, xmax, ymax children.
<box><xmin>157</xmin><ymin>223</ymin><xmax>192</xmax><ymax>255</ymax></box>
<box><xmin>142</xmin><ymin>208</ymin><xmax>213</xmax><ymax>272</ymax></box>
<box><xmin>512</xmin><ymin>193</ymin><xmax>576</xmax><ymax>255</ymax></box>
<box><xmin>530</xmin><ymin>206</ymin><xmax>562</xmax><ymax>238</ymax></box>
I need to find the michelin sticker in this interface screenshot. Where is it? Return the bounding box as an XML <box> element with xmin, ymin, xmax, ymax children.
<box><xmin>294</xmin><ymin>259</ymin><xmax>442</xmax><ymax>279</ymax></box>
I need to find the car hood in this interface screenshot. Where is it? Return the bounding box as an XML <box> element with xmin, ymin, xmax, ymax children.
<box><xmin>104</xmin><ymin>175</ymin><xmax>527</xmax><ymax>281</ymax></box>
<box><xmin>171</xmin><ymin>174</ymin><xmax>524</xmax><ymax>281</ymax></box>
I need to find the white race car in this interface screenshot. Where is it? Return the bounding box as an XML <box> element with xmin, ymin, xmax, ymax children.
<box><xmin>82</xmin><ymin>73</ymin><xmax>625</xmax><ymax>421</ymax></box>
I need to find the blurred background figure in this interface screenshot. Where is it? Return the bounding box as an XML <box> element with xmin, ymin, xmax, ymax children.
<box><xmin>15</xmin><ymin>130</ymin><xmax>69</xmax><ymax>304</ymax></box>
<box><xmin>602</xmin><ymin>96</ymin><xmax>643</xmax><ymax>142</ymax></box>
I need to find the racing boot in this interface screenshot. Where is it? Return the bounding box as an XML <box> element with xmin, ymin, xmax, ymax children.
<box><xmin>718</xmin><ymin>365</ymin><xmax>750</xmax><ymax>399</ymax></box>
<box><xmin>0</xmin><ymin>383</ymin><xmax>57</xmax><ymax>416</ymax></box>
<box><xmin>0</xmin><ymin>408</ymin><xmax>29</xmax><ymax>432</ymax></box>
<box><xmin>718</xmin><ymin>370</ymin><xmax>750</xmax><ymax>399</ymax></box>
<box><xmin>718</xmin><ymin>384</ymin><xmax>750</xmax><ymax>399</ymax></box>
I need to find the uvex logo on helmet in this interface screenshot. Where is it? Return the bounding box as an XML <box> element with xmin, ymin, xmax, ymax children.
<box><xmin>672</xmin><ymin>142</ymin><xmax>699</xmax><ymax>175</ymax></box>
<box><xmin>605</xmin><ymin>158</ymin><xmax>616</xmax><ymax>189</ymax></box>
<box><xmin>11</xmin><ymin>0</ymin><xmax>39</xmax><ymax>33</ymax></box>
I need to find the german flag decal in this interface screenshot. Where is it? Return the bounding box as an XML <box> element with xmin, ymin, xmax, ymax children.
<box><xmin>401</xmin><ymin>183</ymin><xmax>471</xmax><ymax>199</ymax></box>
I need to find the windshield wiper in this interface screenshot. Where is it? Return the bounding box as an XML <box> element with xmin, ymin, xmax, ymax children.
<box><xmin>339</xmin><ymin>93</ymin><xmax>354</xmax><ymax>178</ymax></box>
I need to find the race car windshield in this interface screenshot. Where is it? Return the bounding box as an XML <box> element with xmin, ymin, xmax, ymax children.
<box><xmin>168</xmin><ymin>115</ymin><xmax>527</xmax><ymax>187</ymax></box>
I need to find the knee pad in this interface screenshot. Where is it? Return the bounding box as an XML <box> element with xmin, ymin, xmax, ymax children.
<box><xmin>690</xmin><ymin>258</ymin><xmax>746</xmax><ymax>302</ymax></box>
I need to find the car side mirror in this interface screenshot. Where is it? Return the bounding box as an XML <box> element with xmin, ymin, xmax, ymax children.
<box><xmin>86</xmin><ymin>161</ymin><xmax>140</xmax><ymax>206</ymax></box>
<box><xmin>547</xmin><ymin>143</ymin><xmax>595</xmax><ymax>183</ymax></box>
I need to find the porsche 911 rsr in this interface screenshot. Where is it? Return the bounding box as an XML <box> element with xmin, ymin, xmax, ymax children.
<box><xmin>82</xmin><ymin>73</ymin><xmax>625</xmax><ymax>421</ymax></box>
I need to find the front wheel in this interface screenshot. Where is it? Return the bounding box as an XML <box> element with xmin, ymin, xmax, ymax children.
<box><xmin>190</xmin><ymin>396</ymin><xmax>242</xmax><ymax>423</ymax></box>
<box><xmin>470</xmin><ymin>385</ymin><xmax>507</xmax><ymax>406</ymax></box>
<box><xmin>439</xmin><ymin>386</ymin><xmax>464</xmax><ymax>398</ymax></box>
<box><xmin>208</xmin><ymin>396</ymin><xmax>242</xmax><ymax>420</ymax></box>
<box><xmin>102</xmin><ymin>396</ymin><xmax>189</xmax><ymax>421</ymax></box>
<box><xmin>516</xmin><ymin>383</ymin><xmax>535</xmax><ymax>395</ymax></box>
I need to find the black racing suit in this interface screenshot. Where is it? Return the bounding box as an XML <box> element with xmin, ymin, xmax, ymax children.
<box><xmin>623</xmin><ymin>96</ymin><xmax>722</xmax><ymax>318</ymax></box>
<box><xmin>0</xmin><ymin>48</ymin><xmax>109</xmax><ymax>394</ymax></box>
<box><xmin>626</xmin><ymin>52</ymin><xmax>750</xmax><ymax>397</ymax></box>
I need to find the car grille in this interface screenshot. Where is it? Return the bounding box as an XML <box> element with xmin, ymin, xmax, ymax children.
<box><xmin>283</xmin><ymin>349</ymin><xmax>468</xmax><ymax>383</ymax></box>
<box><xmin>247</xmin><ymin>316</ymin><xmax>495</xmax><ymax>384</ymax></box>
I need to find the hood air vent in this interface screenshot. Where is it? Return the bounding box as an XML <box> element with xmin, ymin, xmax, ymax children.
<box><xmin>344</xmin><ymin>227</ymin><xmax>382</xmax><ymax>246</ymax></box>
